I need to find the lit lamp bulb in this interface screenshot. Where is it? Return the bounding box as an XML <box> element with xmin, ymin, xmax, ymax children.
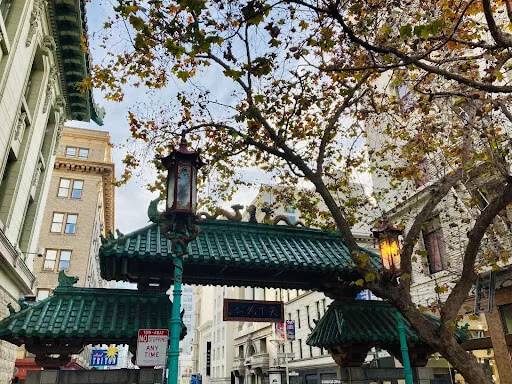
<box><xmin>372</xmin><ymin>220</ymin><xmax>403</xmax><ymax>275</ymax></box>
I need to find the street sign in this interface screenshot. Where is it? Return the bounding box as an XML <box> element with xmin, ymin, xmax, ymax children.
<box><xmin>223</xmin><ymin>299</ymin><xmax>284</xmax><ymax>322</ymax></box>
<box><xmin>285</xmin><ymin>320</ymin><xmax>295</xmax><ymax>341</ymax></box>
<box><xmin>90</xmin><ymin>348</ymin><xmax>118</xmax><ymax>367</ymax></box>
<box><xmin>136</xmin><ymin>329</ymin><xmax>169</xmax><ymax>367</ymax></box>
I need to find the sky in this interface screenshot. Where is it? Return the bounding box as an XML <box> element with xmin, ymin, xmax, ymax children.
<box><xmin>70</xmin><ymin>0</ymin><xmax>374</xmax><ymax>235</ymax></box>
<box><xmin>67</xmin><ymin>1</ymin><xmax>263</xmax><ymax>234</ymax></box>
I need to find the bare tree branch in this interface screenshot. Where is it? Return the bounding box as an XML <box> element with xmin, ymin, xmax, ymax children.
<box><xmin>441</xmin><ymin>180</ymin><xmax>512</xmax><ymax>323</ymax></box>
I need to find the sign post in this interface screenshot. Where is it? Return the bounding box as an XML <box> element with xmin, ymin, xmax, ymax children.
<box><xmin>136</xmin><ymin>329</ymin><xmax>169</xmax><ymax>367</ymax></box>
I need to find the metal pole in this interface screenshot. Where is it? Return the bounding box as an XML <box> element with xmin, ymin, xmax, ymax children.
<box><xmin>396</xmin><ymin>312</ymin><xmax>414</xmax><ymax>384</ymax></box>
<box><xmin>168</xmin><ymin>248</ymin><xmax>184</xmax><ymax>384</ymax></box>
<box><xmin>285</xmin><ymin>350</ymin><xmax>290</xmax><ymax>384</ymax></box>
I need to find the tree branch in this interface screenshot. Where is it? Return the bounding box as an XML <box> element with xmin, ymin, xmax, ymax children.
<box><xmin>482</xmin><ymin>0</ymin><xmax>512</xmax><ymax>47</ymax></box>
<box><xmin>399</xmin><ymin>169</ymin><xmax>463</xmax><ymax>293</ymax></box>
<box><xmin>317</xmin><ymin>72</ymin><xmax>371</xmax><ymax>174</ymax></box>
<box><xmin>440</xmin><ymin>180</ymin><xmax>512</xmax><ymax>324</ymax></box>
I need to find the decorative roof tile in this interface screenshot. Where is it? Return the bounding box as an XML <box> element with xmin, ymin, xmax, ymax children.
<box><xmin>0</xmin><ymin>286</ymin><xmax>185</xmax><ymax>346</ymax></box>
<box><xmin>99</xmin><ymin>220</ymin><xmax>381</xmax><ymax>290</ymax></box>
<box><xmin>306</xmin><ymin>300</ymin><xmax>468</xmax><ymax>348</ymax></box>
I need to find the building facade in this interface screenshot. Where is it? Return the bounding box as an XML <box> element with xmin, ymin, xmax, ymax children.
<box><xmin>33</xmin><ymin>126</ymin><xmax>114</xmax><ymax>294</ymax></box>
<box><xmin>0</xmin><ymin>0</ymin><xmax>101</xmax><ymax>378</ymax></box>
<box><xmin>366</xmin><ymin>74</ymin><xmax>512</xmax><ymax>383</ymax></box>
<box><xmin>27</xmin><ymin>126</ymin><xmax>114</xmax><ymax>370</ymax></box>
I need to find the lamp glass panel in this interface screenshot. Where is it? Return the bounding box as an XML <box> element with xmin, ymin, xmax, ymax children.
<box><xmin>167</xmin><ymin>168</ymin><xmax>176</xmax><ymax>209</ymax></box>
<box><xmin>379</xmin><ymin>234</ymin><xmax>400</xmax><ymax>271</ymax></box>
<box><xmin>176</xmin><ymin>164</ymin><xmax>192</xmax><ymax>210</ymax></box>
<box><xmin>191</xmin><ymin>167</ymin><xmax>197</xmax><ymax>213</ymax></box>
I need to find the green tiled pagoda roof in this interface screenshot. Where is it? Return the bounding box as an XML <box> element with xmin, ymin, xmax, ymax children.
<box><xmin>0</xmin><ymin>285</ymin><xmax>184</xmax><ymax>346</ymax></box>
<box><xmin>99</xmin><ymin>220</ymin><xmax>381</xmax><ymax>290</ymax></box>
<box><xmin>306</xmin><ymin>300</ymin><xmax>468</xmax><ymax>348</ymax></box>
<box><xmin>49</xmin><ymin>0</ymin><xmax>103</xmax><ymax>125</ymax></box>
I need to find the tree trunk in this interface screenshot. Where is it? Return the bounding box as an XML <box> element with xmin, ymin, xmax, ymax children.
<box><xmin>437</xmin><ymin>334</ymin><xmax>493</xmax><ymax>384</ymax></box>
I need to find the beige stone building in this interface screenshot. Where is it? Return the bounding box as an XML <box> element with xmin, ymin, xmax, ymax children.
<box><xmin>34</xmin><ymin>126</ymin><xmax>114</xmax><ymax>295</ymax></box>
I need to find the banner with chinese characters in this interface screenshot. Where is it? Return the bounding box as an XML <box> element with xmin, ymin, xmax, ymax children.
<box><xmin>223</xmin><ymin>299</ymin><xmax>284</xmax><ymax>322</ymax></box>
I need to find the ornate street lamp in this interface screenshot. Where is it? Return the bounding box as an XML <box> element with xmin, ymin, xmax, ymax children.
<box><xmin>160</xmin><ymin>131</ymin><xmax>204</xmax><ymax>384</ymax></box>
<box><xmin>371</xmin><ymin>220</ymin><xmax>402</xmax><ymax>275</ymax></box>
<box><xmin>371</xmin><ymin>220</ymin><xmax>412</xmax><ymax>384</ymax></box>
<box><xmin>162</xmin><ymin>132</ymin><xmax>204</xmax><ymax>217</ymax></box>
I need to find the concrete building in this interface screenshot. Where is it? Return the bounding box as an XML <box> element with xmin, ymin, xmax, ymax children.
<box><xmin>0</xmin><ymin>0</ymin><xmax>101</xmax><ymax>378</ymax></box>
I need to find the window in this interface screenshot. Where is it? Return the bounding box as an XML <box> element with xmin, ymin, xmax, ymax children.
<box><xmin>43</xmin><ymin>249</ymin><xmax>57</xmax><ymax>270</ymax></box>
<box><xmin>71</xmin><ymin>180</ymin><xmax>83</xmax><ymax>198</ymax></box>
<box><xmin>500</xmin><ymin>304</ymin><xmax>512</xmax><ymax>334</ymax></box>
<box><xmin>43</xmin><ymin>249</ymin><xmax>72</xmax><ymax>271</ymax></box>
<box><xmin>65</xmin><ymin>214</ymin><xmax>77</xmax><ymax>233</ymax></box>
<box><xmin>298</xmin><ymin>339</ymin><xmax>303</xmax><ymax>359</ymax></box>
<box><xmin>51</xmin><ymin>213</ymin><xmax>77</xmax><ymax>234</ymax></box>
<box><xmin>24</xmin><ymin>75</ymin><xmax>33</xmax><ymax>101</ymax></box>
<box><xmin>78</xmin><ymin>148</ymin><xmax>89</xmax><ymax>159</ymax></box>
<box><xmin>316</xmin><ymin>301</ymin><xmax>320</xmax><ymax>319</ymax></box>
<box><xmin>306</xmin><ymin>305</ymin><xmax>310</xmax><ymax>327</ymax></box>
<box><xmin>65</xmin><ymin>147</ymin><xmax>77</xmax><ymax>157</ymax></box>
<box><xmin>422</xmin><ymin>216</ymin><xmax>446</xmax><ymax>274</ymax></box>
<box><xmin>296</xmin><ymin>309</ymin><xmax>301</xmax><ymax>328</ymax></box>
<box><xmin>58</xmin><ymin>250</ymin><xmax>71</xmax><ymax>271</ymax></box>
<box><xmin>58</xmin><ymin>178</ymin><xmax>83</xmax><ymax>199</ymax></box>
<box><xmin>58</xmin><ymin>178</ymin><xmax>70</xmax><ymax>197</ymax></box>
<box><xmin>51</xmin><ymin>213</ymin><xmax>64</xmax><ymax>232</ymax></box>
<box><xmin>36</xmin><ymin>289</ymin><xmax>50</xmax><ymax>301</ymax></box>
<box><xmin>0</xmin><ymin>0</ymin><xmax>13</xmax><ymax>21</ymax></box>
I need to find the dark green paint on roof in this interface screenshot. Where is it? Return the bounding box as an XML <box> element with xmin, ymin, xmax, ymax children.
<box><xmin>306</xmin><ymin>300</ymin><xmax>468</xmax><ymax>348</ymax></box>
<box><xmin>50</xmin><ymin>0</ymin><xmax>103</xmax><ymax>125</ymax></box>
<box><xmin>99</xmin><ymin>220</ymin><xmax>381</xmax><ymax>290</ymax></box>
<box><xmin>0</xmin><ymin>285</ymin><xmax>185</xmax><ymax>346</ymax></box>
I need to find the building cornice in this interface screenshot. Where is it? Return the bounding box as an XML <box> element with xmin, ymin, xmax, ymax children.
<box><xmin>54</xmin><ymin>157</ymin><xmax>115</xmax><ymax>233</ymax></box>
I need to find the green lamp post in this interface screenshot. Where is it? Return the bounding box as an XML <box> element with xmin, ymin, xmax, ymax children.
<box><xmin>161</xmin><ymin>132</ymin><xmax>204</xmax><ymax>384</ymax></box>
<box><xmin>372</xmin><ymin>220</ymin><xmax>414</xmax><ymax>384</ymax></box>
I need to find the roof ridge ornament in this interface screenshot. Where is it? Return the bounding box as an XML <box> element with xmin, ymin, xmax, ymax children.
<box><xmin>198</xmin><ymin>204</ymin><xmax>244</xmax><ymax>222</ymax></box>
<box><xmin>58</xmin><ymin>270</ymin><xmax>79</xmax><ymax>287</ymax></box>
<box><xmin>261</xmin><ymin>207</ymin><xmax>305</xmax><ymax>227</ymax></box>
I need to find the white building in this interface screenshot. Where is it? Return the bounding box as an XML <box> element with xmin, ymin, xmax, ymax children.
<box><xmin>0</xmin><ymin>0</ymin><xmax>101</xmax><ymax>378</ymax></box>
